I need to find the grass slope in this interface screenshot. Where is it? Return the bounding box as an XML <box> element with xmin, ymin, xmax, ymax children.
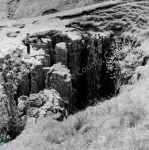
<box><xmin>0</xmin><ymin>0</ymin><xmax>112</xmax><ymax>19</ymax></box>
<box><xmin>4</xmin><ymin>70</ymin><xmax>149</xmax><ymax>150</ymax></box>
<box><xmin>66</xmin><ymin>0</ymin><xmax>149</xmax><ymax>41</ymax></box>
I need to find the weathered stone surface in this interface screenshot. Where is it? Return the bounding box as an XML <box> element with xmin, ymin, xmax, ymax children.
<box><xmin>30</xmin><ymin>30</ymin><xmax>61</xmax><ymax>39</ymax></box>
<box><xmin>55</xmin><ymin>42</ymin><xmax>68</xmax><ymax>67</ymax></box>
<box><xmin>30</xmin><ymin>80</ymin><xmax>38</xmax><ymax>94</ymax></box>
<box><xmin>42</xmin><ymin>8</ymin><xmax>58</xmax><ymax>16</ymax></box>
<box><xmin>38</xmin><ymin>89</ymin><xmax>65</xmax><ymax>117</ymax></box>
<box><xmin>86</xmin><ymin>36</ymin><xmax>103</xmax><ymax>98</ymax></box>
<box><xmin>51</xmin><ymin>33</ymin><xmax>68</xmax><ymax>48</ymax></box>
<box><xmin>7</xmin><ymin>31</ymin><xmax>20</xmax><ymax>37</ymax></box>
<box><xmin>27</xmin><ymin>94</ymin><xmax>43</xmax><ymax>107</ymax></box>
<box><xmin>18</xmin><ymin>89</ymin><xmax>67</xmax><ymax>120</ymax></box>
<box><xmin>31</xmin><ymin>64</ymin><xmax>45</xmax><ymax>93</ymax></box>
<box><xmin>27</xmin><ymin>107</ymin><xmax>39</xmax><ymax>117</ymax></box>
<box><xmin>67</xmin><ymin>41</ymin><xmax>82</xmax><ymax>74</ymax></box>
<box><xmin>43</xmin><ymin>67</ymin><xmax>51</xmax><ymax>74</ymax></box>
<box><xmin>12</xmin><ymin>24</ymin><xmax>25</xmax><ymax>28</ymax></box>
<box><xmin>45</xmin><ymin>63</ymin><xmax>72</xmax><ymax>104</ymax></box>
<box><xmin>31</xmin><ymin>39</ymin><xmax>54</xmax><ymax>67</ymax></box>
<box><xmin>18</xmin><ymin>72</ymin><xmax>30</xmax><ymax>96</ymax></box>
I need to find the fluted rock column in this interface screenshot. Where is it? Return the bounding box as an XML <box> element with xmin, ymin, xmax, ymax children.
<box><xmin>55</xmin><ymin>42</ymin><xmax>68</xmax><ymax>67</ymax></box>
<box><xmin>45</xmin><ymin>63</ymin><xmax>72</xmax><ymax>113</ymax></box>
<box><xmin>31</xmin><ymin>64</ymin><xmax>45</xmax><ymax>93</ymax></box>
<box><xmin>86</xmin><ymin>36</ymin><xmax>103</xmax><ymax>99</ymax></box>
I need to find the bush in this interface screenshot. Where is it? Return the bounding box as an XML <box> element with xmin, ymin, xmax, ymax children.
<box><xmin>0</xmin><ymin>49</ymin><xmax>31</xmax><ymax>138</ymax></box>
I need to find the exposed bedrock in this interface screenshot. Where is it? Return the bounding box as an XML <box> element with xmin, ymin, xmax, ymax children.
<box><xmin>44</xmin><ymin>63</ymin><xmax>72</xmax><ymax>113</ymax></box>
<box><xmin>0</xmin><ymin>30</ymin><xmax>123</xmax><ymax>140</ymax></box>
<box><xmin>20</xmin><ymin>30</ymin><xmax>119</xmax><ymax>112</ymax></box>
<box><xmin>16</xmin><ymin>64</ymin><xmax>45</xmax><ymax>98</ymax></box>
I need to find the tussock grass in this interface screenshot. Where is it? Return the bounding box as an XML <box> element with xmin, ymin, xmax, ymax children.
<box><xmin>4</xmin><ymin>73</ymin><xmax>149</xmax><ymax>150</ymax></box>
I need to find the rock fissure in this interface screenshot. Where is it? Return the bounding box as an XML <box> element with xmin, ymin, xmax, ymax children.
<box><xmin>20</xmin><ymin>31</ymin><xmax>120</xmax><ymax>112</ymax></box>
<box><xmin>0</xmin><ymin>30</ymin><xmax>126</xmax><ymax>141</ymax></box>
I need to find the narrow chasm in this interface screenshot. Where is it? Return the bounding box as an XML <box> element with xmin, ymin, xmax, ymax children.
<box><xmin>99</xmin><ymin>36</ymin><xmax>117</xmax><ymax>97</ymax></box>
<box><xmin>70</xmin><ymin>34</ymin><xmax>120</xmax><ymax>111</ymax></box>
<box><xmin>76</xmin><ymin>40</ymin><xmax>89</xmax><ymax>109</ymax></box>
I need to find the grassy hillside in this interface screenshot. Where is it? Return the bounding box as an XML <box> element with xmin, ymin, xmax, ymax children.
<box><xmin>66</xmin><ymin>0</ymin><xmax>149</xmax><ymax>41</ymax></box>
<box><xmin>0</xmin><ymin>0</ymin><xmax>109</xmax><ymax>19</ymax></box>
<box><xmin>4</xmin><ymin>68</ymin><xmax>149</xmax><ymax>150</ymax></box>
<box><xmin>0</xmin><ymin>0</ymin><xmax>10</xmax><ymax>19</ymax></box>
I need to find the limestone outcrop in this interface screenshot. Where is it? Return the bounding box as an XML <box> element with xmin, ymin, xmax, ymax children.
<box><xmin>55</xmin><ymin>42</ymin><xmax>68</xmax><ymax>67</ymax></box>
<box><xmin>35</xmin><ymin>31</ymin><xmax>116</xmax><ymax>109</ymax></box>
<box><xmin>0</xmin><ymin>30</ymin><xmax>119</xmax><ymax>139</ymax></box>
<box><xmin>31</xmin><ymin>64</ymin><xmax>45</xmax><ymax>93</ymax></box>
<box><xmin>45</xmin><ymin>63</ymin><xmax>72</xmax><ymax>111</ymax></box>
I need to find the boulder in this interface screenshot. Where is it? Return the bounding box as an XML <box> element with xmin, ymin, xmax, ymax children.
<box><xmin>7</xmin><ymin>31</ymin><xmax>20</xmax><ymax>37</ymax></box>
<box><xmin>12</xmin><ymin>24</ymin><xmax>25</xmax><ymax>28</ymax></box>
<box><xmin>27</xmin><ymin>94</ymin><xmax>43</xmax><ymax>107</ymax></box>
<box><xmin>42</xmin><ymin>9</ymin><xmax>58</xmax><ymax>16</ymax></box>
<box><xmin>17</xmin><ymin>89</ymin><xmax>68</xmax><ymax>120</ymax></box>
<box><xmin>38</xmin><ymin>89</ymin><xmax>66</xmax><ymax>120</ymax></box>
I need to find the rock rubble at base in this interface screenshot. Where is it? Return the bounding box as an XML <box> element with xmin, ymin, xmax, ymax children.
<box><xmin>18</xmin><ymin>89</ymin><xmax>67</xmax><ymax>121</ymax></box>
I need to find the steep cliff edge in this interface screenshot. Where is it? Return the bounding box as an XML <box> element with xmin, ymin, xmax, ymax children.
<box><xmin>1</xmin><ymin>0</ymin><xmax>149</xmax><ymax>148</ymax></box>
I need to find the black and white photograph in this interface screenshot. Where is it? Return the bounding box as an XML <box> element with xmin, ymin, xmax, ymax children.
<box><xmin>0</xmin><ymin>0</ymin><xmax>149</xmax><ymax>149</ymax></box>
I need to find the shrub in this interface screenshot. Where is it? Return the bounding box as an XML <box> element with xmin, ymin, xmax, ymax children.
<box><xmin>0</xmin><ymin>49</ymin><xmax>31</xmax><ymax>137</ymax></box>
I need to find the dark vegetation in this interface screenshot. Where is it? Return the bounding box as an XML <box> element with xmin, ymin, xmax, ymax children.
<box><xmin>1</xmin><ymin>49</ymin><xmax>31</xmax><ymax>139</ymax></box>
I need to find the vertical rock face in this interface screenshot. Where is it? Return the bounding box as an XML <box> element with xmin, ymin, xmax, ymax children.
<box><xmin>21</xmin><ymin>31</ymin><xmax>117</xmax><ymax>114</ymax></box>
<box><xmin>31</xmin><ymin>64</ymin><xmax>45</xmax><ymax>93</ymax></box>
<box><xmin>68</xmin><ymin>40</ymin><xmax>82</xmax><ymax>74</ymax></box>
<box><xmin>49</xmin><ymin>32</ymin><xmax>115</xmax><ymax>109</ymax></box>
<box><xmin>55</xmin><ymin>42</ymin><xmax>68</xmax><ymax>67</ymax></box>
<box><xmin>86</xmin><ymin>36</ymin><xmax>105</xmax><ymax>99</ymax></box>
<box><xmin>51</xmin><ymin>33</ymin><xmax>68</xmax><ymax>49</ymax></box>
<box><xmin>18</xmin><ymin>72</ymin><xmax>30</xmax><ymax>97</ymax></box>
<box><xmin>99</xmin><ymin>35</ymin><xmax>118</xmax><ymax>96</ymax></box>
<box><xmin>18</xmin><ymin>65</ymin><xmax>45</xmax><ymax>97</ymax></box>
<box><xmin>45</xmin><ymin>63</ymin><xmax>72</xmax><ymax>108</ymax></box>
